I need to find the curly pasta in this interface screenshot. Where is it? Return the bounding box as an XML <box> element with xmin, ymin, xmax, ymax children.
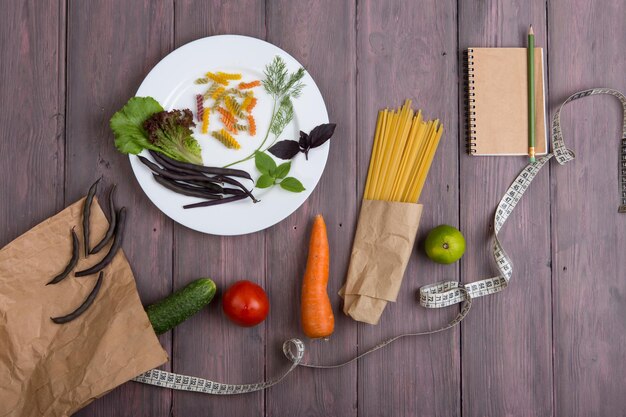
<box><xmin>194</xmin><ymin>70</ymin><xmax>262</xmax><ymax>145</ymax></box>
<box><xmin>216</xmin><ymin>106</ymin><xmax>236</xmax><ymax>124</ymax></box>
<box><xmin>241</xmin><ymin>95</ymin><xmax>253</xmax><ymax>111</ymax></box>
<box><xmin>212</xmin><ymin>129</ymin><xmax>241</xmax><ymax>149</ymax></box>
<box><xmin>211</xmin><ymin>86</ymin><xmax>226</xmax><ymax>101</ymax></box>
<box><xmin>224</xmin><ymin>96</ymin><xmax>245</xmax><ymax>119</ymax></box>
<box><xmin>201</xmin><ymin>108</ymin><xmax>210</xmax><ymax>134</ymax></box>
<box><xmin>226</xmin><ymin>88</ymin><xmax>252</xmax><ymax>98</ymax></box>
<box><xmin>216</xmin><ymin>71</ymin><xmax>242</xmax><ymax>80</ymax></box>
<box><xmin>238</xmin><ymin>80</ymin><xmax>261</xmax><ymax>89</ymax></box>
<box><xmin>247</xmin><ymin>114</ymin><xmax>256</xmax><ymax>136</ymax></box>
<box><xmin>234</xmin><ymin>123</ymin><xmax>248</xmax><ymax>132</ymax></box>
<box><xmin>205</xmin><ymin>72</ymin><xmax>230</xmax><ymax>85</ymax></box>
<box><xmin>195</xmin><ymin>94</ymin><xmax>205</xmax><ymax>122</ymax></box>
<box><xmin>245</xmin><ymin>97</ymin><xmax>257</xmax><ymax>112</ymax></box>
<box><xmin>221</xmin><ymin>114</ymin><xmax>236</xmax><ymax>134</ymax></box>
<box><xmin>202</xmin><ymin>83</ymin><xmax>219</xmax><ymax>101</ymax></box>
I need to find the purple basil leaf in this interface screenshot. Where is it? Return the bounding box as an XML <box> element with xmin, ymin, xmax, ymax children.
<box><xmin>298</xmin><ymin>131</ymin><xmax>309</xmax><ymax>150</ymax></box>
<box><xmin>308</xmin><ymin>123</ymin><xmax>336</xmax><ymax>148</ymax></box>
<box><xmin>268</xmin><ymin>140</ymin><xmax>301</xmax><ymax>160</ymax></box>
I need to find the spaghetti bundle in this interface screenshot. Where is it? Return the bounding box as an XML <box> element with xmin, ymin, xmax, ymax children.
<box><xmin>341</xmin><ymin>100</ymin><xmax>444</xmax><ymax>325</ymax></box>
<box><xmin>364</xmin><ymin>99</ymin><xmax>443</xmax><ymax>203</ymax></box>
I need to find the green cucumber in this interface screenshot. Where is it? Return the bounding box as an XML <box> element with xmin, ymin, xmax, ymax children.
<box><xmin>146</xmin><ymin>278</ymin><xmax>217</xmax><ymax>335</ymax></box>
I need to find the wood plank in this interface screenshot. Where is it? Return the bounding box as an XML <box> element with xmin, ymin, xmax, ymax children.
<box><xmin>548</xmin><ymin>1</ymin><xmax>626</xmax><ymax>415</ymax></box>
<box><xmin>458</xmin><ymin>2</ymin><xmax>553</xmax><ymax>416</ymax></box>
<box><xmin>171</xmin><ymin>2</ymin><xmax>266</xmax><ymax>416</ymax></box>
<box><xmin>64</xmin><ymin>1</ymin><xmax>175</xmax><ymax>416</ymax></box>
<box><xmin>264</xmin><ymin>1</ymin><xmax>358</xmax><ymax>416</ymax></box>
<box><xmin>0</xmin><ymin>0</ymin><xmax>65</xmax><ymax>246</ymax></box>
<box><xmin>356</xmin><ymin>1</ymin><xmax>460</xmax><ymax>416</ymax></box>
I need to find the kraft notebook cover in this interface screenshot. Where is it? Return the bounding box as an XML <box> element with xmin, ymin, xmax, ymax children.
<box><xmin>465</xmin><ymin>47</ymin><xmax>548</xmax><ymax>156</ymax></box>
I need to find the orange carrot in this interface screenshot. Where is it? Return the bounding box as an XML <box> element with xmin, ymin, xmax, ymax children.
<box><xmin>301</xmin><ymin>214</ymin><xmax>334</xmax><ymax>339</ymax></box>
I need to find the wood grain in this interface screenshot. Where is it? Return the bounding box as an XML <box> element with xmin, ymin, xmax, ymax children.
<box><xmin>171</xmin><ymin>1</ymin><xmax>267</xmax><ymax>417</ymax></box>
<box><xmin>459</xmin><ymin>1</ymin><xmax>553</xmax><ymax>416</ymax></box>
<box><xmin>548</xmin><ymin>0</ymin><xmax>626</xmax><ymax>415</ymax></box>
<box><xmin>64</xmin><ymin>1</ymin><xmax>175</xmax><ymax>416</ymax></box>
<box><xmin>263</xmin><ymin>1</ymin><xmax>358</xmax><ymax>416</ymax></box>
<box><xmin>0</xmin><ymin>0</ymin><xmax>64</xmax><ymax>246</ymax></box>
<box><xmin>356</xmin><ymin>1</ymin><xmax>461</xmax><ymax>416</ymax></box>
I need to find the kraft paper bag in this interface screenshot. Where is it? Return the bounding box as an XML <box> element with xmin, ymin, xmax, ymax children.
<box><xmin>340</xmin><ymin>199</ymin><xmax>423</xmax><ymax>325</ymax></box>
<box><xmin>0</xmin><ymin>198</ymin><xmax>168</xmax><ymax>417</ymax></box>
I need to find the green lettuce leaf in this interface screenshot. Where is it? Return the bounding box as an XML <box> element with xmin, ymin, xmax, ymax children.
<box><xmin>110</xmin><ymin>96</ymin><xmax>164</xmax><ymax>155</ymax></box>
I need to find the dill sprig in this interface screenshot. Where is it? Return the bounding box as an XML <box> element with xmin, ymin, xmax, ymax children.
<box><xmin>263</xmin><ymin>56</ymin><xmax>305</xmax><ymax>98</ymax></box>
<box><xmin>263</xmin><ymin>57</ymin><xmax>304</xmax><ymax>136</ymax></box>
<box><xmin>270</xmin><ymin>96</ymin><xmax>294</xmax><ymax>136</ymax></box>
<box><xmin>283</xmin><ymin>68</ymin><xmax>305</xmax><ymax>98</ymax></box>
<box><xmin>262</xmin><ymin>56</ymin><xmax>288</xmax><ymax>96</ymax></box>
<box><xmin>224</xmin><ymin>56</ymin><xmax>306</xmax><ymax>168</ymax></box>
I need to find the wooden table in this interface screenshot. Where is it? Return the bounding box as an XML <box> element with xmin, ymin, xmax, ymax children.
<box><xmin>2</xmin><ymin>0</ymin><xmax>625</xmax><ymax>416</ymax></box>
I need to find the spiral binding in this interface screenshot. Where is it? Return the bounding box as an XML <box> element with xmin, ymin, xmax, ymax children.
<box><xmin>463</xmin><ymin>49</ymin><xmax>477</xmax><ymax>154</ymax></box>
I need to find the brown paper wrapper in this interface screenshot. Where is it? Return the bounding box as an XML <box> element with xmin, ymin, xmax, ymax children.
<box><xmin>340</xmin><ymin>199</ymin><xmax>422</xmax><ymax>324</ymax></box>
<box><xmin>0</xmin><ymin>198</ymin><xmax>168</xmax><ymax>417</ymax></box>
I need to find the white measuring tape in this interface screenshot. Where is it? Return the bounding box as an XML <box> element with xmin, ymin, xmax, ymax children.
<box><xmin>134</xmin><ymin>88</ymin><xmax>626</xmax><ymax>394</ymax></box>
<box><xmin>420</xmin><ymin>88</ymin><xmax>626</xmax><ymax>308</ymax></box>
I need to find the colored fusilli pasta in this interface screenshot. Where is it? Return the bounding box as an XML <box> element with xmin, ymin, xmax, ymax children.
<box><xmin>205</xmin><ymin>72</ymin><xmax>230</xmax><ymax>85</ymax></box>
<box><xmin>194</xmin><ymin>68</ymin><xmax>261</xmax><ymax>144</ymax></box>
<box><xmin>245</xmin><ymin>97</ymin><xmax>257</xmax><ymax>112</ymax></box>
<box><xmin>211</xmin><ymin>86</ymin><xmax>227</xmax><ymax>101</ymax></box>
<box><xmin>221</xmin><ymin>114</ymin><xmax>236</xmax><ymax>134</ymax></box>
<box><xmin>241</xmin><ymin>95</ymin><xmax>253</xmax><ymax>111</ymax></box>
<box><xmin>212</xmin><ymin>129</ymin><xmax>241</xmax><ymax>149</ymax></box>
<box><xmin>238</xmin><ymin>80</ymin><xmax>261</xmax><ymax>89</ymax></box>
<box><xmin>202</xmin><ymin>83</ymin><xmax>219</xmax><ymax>101</ymax></box>
<box><xmin>224</xmin><ymin>96</ymin><xmax>245</xmax><ymax>119</ymax></box>
<box><xmin>216</xmin><ymin>107</ymin><xmax>236</xmax><ymax>125</ymax></box>
<box><xmin>195</xmin><ymin>94</ymin><xmax>205</xmax><ymax>122</ymax></box>
<box><xmin>226</xmin><ymin>88</ymin><xmax>248</xmax><ymax>98</ymax></box>
<box><xmin>201</xmin><ymin>108</ymin><xmax>210</xmax><ymax>134</ymax></box>
<box><xmin>234</xmin><ymin>123</ymin><xmax>248</xmax><ymax>132</ymax></box>
<box><xmin>216</xmin><ymin>71</ymin><xmax>242</xmax><ymax>80</ymax></box>
<box><xmin>247</xmin><ymin>114</ymin><xmax>256</xmax><ymax>136</ymax></box>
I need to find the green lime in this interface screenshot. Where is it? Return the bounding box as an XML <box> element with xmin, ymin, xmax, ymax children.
<box><xmin>424</xmin><ymin>225</ymin><xmax>466</xmax><ymax>264</ymax></box>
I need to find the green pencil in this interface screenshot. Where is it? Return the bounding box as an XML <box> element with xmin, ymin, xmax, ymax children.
<box><xmin>528</xmin><ymin>25</ymin><xmax>535</xmax><ymax>162</ymax></box>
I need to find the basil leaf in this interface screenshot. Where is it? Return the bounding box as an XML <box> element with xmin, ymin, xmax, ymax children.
<box><xmin>309</xmin><ymin>123</ymin><xmax>336</xmax><ymax>148</ymax></box>
<box><xmin>298</xmin><ymin>131</ymin><xmax>309</xmax><ymax>149</ymax></box>
<box><xmin>256</xmin><ymin>174</ymin><xmax>275</xmax><ymax>188</ymax></box>
<box><xmin>268</xmin><ymin>140</ymin><xmax>300</xmax><ymax>160</ymax></box>
<box><xmin>279</xmin><ymin>177</ymin><xmax>305</xmax><ymax>193</ymax></box>
<box><xmin>255</xmin><ymin>151</ymin><xmax>277</xmax><ymax>175</ymax></box>
<box><xmin>274</xmin><ymin>162</ymin><xmax>291</xmax><ymax>179</ymax></box>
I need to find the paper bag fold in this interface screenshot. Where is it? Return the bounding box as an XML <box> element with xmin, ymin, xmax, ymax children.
<box><xmin>0</xmin><ymin>198</ymin><xmax>168</xmax><ymax>417</ymax></box>
<box><xmin>340</xmin><ymin>199</ymin><xmax>422</xmax><ymax>324</ymax></box>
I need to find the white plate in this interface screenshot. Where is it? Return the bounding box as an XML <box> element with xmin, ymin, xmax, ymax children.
<box><xmin>130</xmin><ymin>35</ymin><xmax>329</xmax><ymax>235</ymax></box>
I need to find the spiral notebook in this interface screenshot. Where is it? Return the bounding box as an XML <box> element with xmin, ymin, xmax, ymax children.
<box><xmin>465</xmin><ymin>47</ymin><xmax>548</xmax><ymax>156</ymax></box>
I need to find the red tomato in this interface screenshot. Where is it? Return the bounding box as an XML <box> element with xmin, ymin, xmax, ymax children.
<box><xmin>222</xmin><ymin>280</ymin><xmax>269</xmax><ymax>327</ymax></box>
